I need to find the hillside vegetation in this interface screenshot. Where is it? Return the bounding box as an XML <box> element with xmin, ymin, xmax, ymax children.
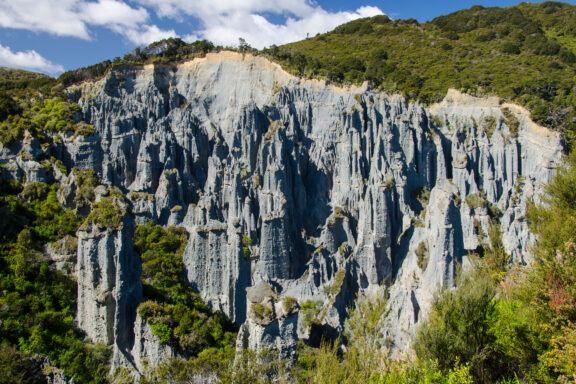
<box><xmin>264</xmin><ymin>2</ymin><xmax>576</xmax><ymax>142</ymax></box>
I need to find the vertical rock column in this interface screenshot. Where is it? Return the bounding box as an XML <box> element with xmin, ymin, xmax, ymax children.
<box><xmin>76</xmin><ymin>215</ymin><xmax>143</xmax><ymax>369</ymax></box>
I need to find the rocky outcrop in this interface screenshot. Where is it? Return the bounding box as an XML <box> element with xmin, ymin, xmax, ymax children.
<box><xmin>59</xmin><ymin>52</ymin><xmax>563</xmax><ymax>364</ymax></box>
<box><xmin>76</xmin><ymin>212</ymin><xmax>142</xmax><ymax>370</ymax></box>
<box><xmin>43</xmin><ymin>235</ymin><xmax>78</xmax><ymax>276</ymax></box>
<box><xmin>130</xmin><ymin>314</ymin><xmax>177</xmax><ymax>373</ymax></box>
<box><xmin>29</xmin><ymin>355</ymin><xmax>75</xmax><ymax>384</ymax></box>
<box><xmin>237</xmin><ymin>283</ymin><xmax>299</xmax><ymax>359</ymax></box>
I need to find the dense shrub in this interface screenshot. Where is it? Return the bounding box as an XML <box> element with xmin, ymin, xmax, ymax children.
<box><xmin>0</xmin><ymin>179</ymin><xmax>108</xmax><ymax>383</ymax></box>
<box><xmin>134</xmin><ymin>223</ymin><xmax>236</xmax><ymax>355</ymax></box>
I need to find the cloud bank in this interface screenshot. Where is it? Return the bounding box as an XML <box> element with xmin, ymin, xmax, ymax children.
<box><xmin>0</xmin><ymin>0</ymin><xmax>383</xmax><ymax>48</ymax></box>
<box><xmin>137</xmin><ymin>0</ymin><xmax>384</xmax><ymax>48</ymax></box>
<box><xmin>0</xmin><ymin>0</ymin><xmax>384</xmax><ymax>73</ymax></box>
<box><xmin>0</xmin><ymin>44</ymin><xmax>64</xmax><ymax>74</ymax></box>
<box><xmin>0</xmin><ymin>0</ymin><xmax>175</xmax><ymax>45</ymax></box>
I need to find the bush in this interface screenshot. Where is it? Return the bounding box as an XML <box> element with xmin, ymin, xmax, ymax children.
<box><xmin>282</xmin><ymin>297</ymin><xmax>298</xmax><ymax>313</ymax></box>
<box><xmin>0</xmin><ymin>178</ymin><xmax>108</xmax><ymax>383</ymax></box>
<box><xmin>83</xmin><ymin>196</ymin><xmax>125</xmax><ymax>229</ymax></box>
<box><xmin>251</xmin><ymin>303</ymin><xmax>273</xmax><ymax>321</ymax></box>
<box><xmin>465</xmin><ymin>192</ymin><xmax>487</xmax><ymax>210</ymax></box>
<box><xmin>150</xmin><ymin>323</ymin><xmax>172</xmax><ymax>344</ymax></box>
<box><xmin>500</xmin><ymin>42</ymin><xmax>521</xmax><ymax>54</ymax></box>
<box><xmin>0</xmin><ymin>92</ymin><xmax>20</xmax><ymax>121</ymax></box>
<box><xmin>73</xmin><ymin>169</ymin><xmax>99</xmax><ymax>206</ymax></box>
<box><xmin>134</xmin><ymin>223</ymin><xmax>236</xmax><ymax>355</ymax></box>
<box><xmin>414</xmin><ymin>271</ymin><xmax>513</xmax><ymax>383</ymax></box>
<box><xmin>0</xmin><ymin>344</ymin><xmax>44</xmax><ymax>384</ymax></box>
<box><xmin>415</xmin><ymin>241</ymin><xmax>429</xmax><ymax>270</ymax></box>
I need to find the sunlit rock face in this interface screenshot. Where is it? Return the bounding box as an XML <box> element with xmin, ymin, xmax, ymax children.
<box><xmin>62</xmin><ymin>52</ymin><xmax>562</xmax><ymax>365</ymax></box>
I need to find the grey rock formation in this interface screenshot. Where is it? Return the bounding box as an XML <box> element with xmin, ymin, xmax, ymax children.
<box><xmin>130</xmin><ymin>314</ymin><xmax>177</xmax><ymax>373</ymax></box>
<box><xmin>30</xmin><ymin>355</ymin><xmax>75</xmax><ymax>384</ymax></box>
<box><xmin>76</xmin><ymin>214</ymin><xmax>143</xmax><ymax>370</ymax></box>
<box><xmin>58</xmin><ymin>52</ymin><xmax>562</xmax><ymax>366</ymax></box>
<box><xmin>237</xmin><ymin>283</ymin><xmax>299</xmax><ymax>359</ymax></box>
<box><xmin>43</xmin><ymin>235</ymin><xmax>78</xmax><ymax>276</ymax></box>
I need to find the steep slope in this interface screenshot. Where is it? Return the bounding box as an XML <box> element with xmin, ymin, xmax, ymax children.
<box><xmin>43</xmin><ymin>51</ymin><xmax>561</xmax><ymax>367</ymax></box>
<box><xmin>264</xmin><ymin>2</ymin><xmax>576</xmax><ymax>141</ymax></box>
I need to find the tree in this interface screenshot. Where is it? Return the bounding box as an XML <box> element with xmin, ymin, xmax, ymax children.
<box><xmin>238</xmin><ymin>38</ymin><xmax>250</xmax><ymax>52</ymax></box>
<box><xmin>414</xmin><ymin>271</ymin><xmax>513</xmax><ymax>383</ymax></box>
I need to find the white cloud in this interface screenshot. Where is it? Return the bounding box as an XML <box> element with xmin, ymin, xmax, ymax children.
<box><xmin>0</xmin><ymin>0</ymin><xmax>175</xmax><ymax>45</ymax></box>
<box><xmin>0</xmin><ymin>44</ymin><xmax>64</xmax><ymax>74</ymax></box>
<box><xmin>0</xmin><ymin>0</ymin><xmax>90</xmax><ymax>39</ymax></box>
<box><xmin>0</xmin><ymin>0</ymin><xmax>384</xmax><ymax>51</ymax></box>
<box><xmin>122</xmin><ymin>25</ymin><xmax>178</xmax><ymax>46</ymax></box>
<box><xmin>137</xmin><ymin>0</ymin><xmax>312</xmax><ymax>19</ymax></box>
<box><xmin>80</xmin><ymin>0</ymin><xmax>149</xmax><ymax>27</ymax></box>
<box><xmin>135</xmin><ymin>0</ymin><xmax>385</xmax><ymax>48</ymax></box>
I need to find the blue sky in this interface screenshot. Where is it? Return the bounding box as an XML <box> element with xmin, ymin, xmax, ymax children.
<box><xmin>0</xmin><ymin>0</ymin><xmax>574</xmax><ymax>76</ymax></box>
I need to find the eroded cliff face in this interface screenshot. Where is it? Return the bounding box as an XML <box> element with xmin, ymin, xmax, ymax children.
<box><xmin>49</xmin><ymin>52</ymin><xmax>562</xmax><ymax>366</ymax></box>
<box><xmin>77</xmin><ymin>207</ymin><xmax>142</xmax><ymax>369</ymax></box>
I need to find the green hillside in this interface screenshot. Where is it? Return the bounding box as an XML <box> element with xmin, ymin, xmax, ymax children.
<box><xmin>263</xmin><ymin>2</ymin><xmax>576</xmax><ymax>142</ymax></box>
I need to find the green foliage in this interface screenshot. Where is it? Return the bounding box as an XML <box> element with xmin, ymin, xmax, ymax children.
<box><xmin>150</xmin><ymin>323</ymin><xmax>172</xmax><ymax>344</ymax></box>
<box><xmin>73</xmin><ymin>168</ymin><xmax>99</xmax><ymax>206</ymax></box>
<box><xmin>373</xmin><ymin>360</ymin><xmax>474</xmax><ymax>384</ymax></box>
<box><xmin>226</xmin><ymin>349</ymin><xmax>291</xmax><ymax>384</ymax></box>
<box><xmin>501</xmin><ymin>108</ymin><xmax>520</xmax><ymax>137</ymax></box>
<box><xmin>296</xmin><ymin>291</ymin><xmax>475</xmax><ymax>384</ymax></box>
<box><xmin>139</xmin><ymin>346</ymin><xmax>236</xmax><ymax>384</ymax></box>
<box><xmin>263</xmin><ymin>3</ymin><xmax>576</xmax><ymax>142</ymax></box>
<box><xmin>481</xmin><ymin>220</ymin><xmax>509</xmax><ymax>275</ymax></box>
<box><xmin>528</xmin><ymin>153</ymin><xmax>576</xmax><ymax>261</ymax></box>
<box><xmin>540</xmin><ymin>323</ymin><xmax>576</xmax><ymax>382</ymax></box>
<box><xmin>415</xmin><ymin>241</ymin><xmax>429</xmax><ymax>270</ymax></box>
<box><xmin>83</xmin><ymin>195</ymin><xmax>126</xmax><ymax>229</ymax></box>
<box><xmin>416</xmin><ymin>186</ymin><xmax>431</xmax><ymax>206</ymax></box>
<box><xmin>412</xmin><ymin>185</ymin><xmax>431</xmax><ymax>213</ymax></box>
<box><xmin>282</xmin><ymin>297</ymin><xmax>298</xmax><ymax>313</ymax></box>
<box><xmin>0</xmin><ymin>180</ymin><xmax>81</xmax><ymax>245</ymax></box>
<box><xmin>58</xmin><ymin>38</ymin><xmax>217</xmax><ymax>86</ymax></box>
<box><xmin>0</xmin><ymin>343</ymin><xmax>44</xmax><ymax>384</ymax></box>
<box><xmin>412</xmin><ymin>152</ymin><xmax>576</xmax><ymax>383</ymax></box>
<box><xmin>251</xmin><ymin>303</ymin><xmax>273</xmax><ymax>321</ymax></box>
<box><xmin>134</xmin><ymin>223</ymin><xmax>236</xmax><ymax>355</ymax></box>
<box><xmin>0</xmin><ymin>68</ymin><xmax>55</xmax><ymax>95</ymax></box>
<box><xmin>0</xmin><ymin>71</ymin><xmax>89</xmax><ymax>145</ymax></box>
<box><xmin>0</xmin><ymin>91</ymin><xmax>20</xmax><ymax>121</ymax></box>
<box><xmin>242</xmin><ymin>235</ymin><xmax>253</xmax><ymax>260</ymax></box>
<box><xmin>482</xmin><ymin>116</ymin><xmax>498</xmax><ymax>138</ymax></box>
<box><xmin>465</xmin><ymin>191</ymin><xmax>487</xmax><ymax>210</ymax></box>
<box><xmin>297</xmin><ymin>292</ymin><xmax>387</xmax><ymax>383</ymax></box>
<box><xmin>0</xmin><ymin>179</ymin><xmax>109</xmax><ymax>383</ymax></box>
<box><xmin>326</xmin><ymin>269</ymin><xmax>346</xmax><ymax>296</ymax></box>
<box><xmin>503</xmin><ymin>152</ymin><xmax>576</xmax><ymax>381</ymax></box>
<box><xmin>141</xmin><ymin>347</ymin><xmax>292</xmax><ymax>384</ymax></box>
<box><xmin>300</xmin><ymin>300</ymin><xmax>322</xmax><ymax>328</ymax></box>
<box><xmin>414</xmin><ymin>270</ymin><xmax>513</xmax><ymax>383</ymax></box>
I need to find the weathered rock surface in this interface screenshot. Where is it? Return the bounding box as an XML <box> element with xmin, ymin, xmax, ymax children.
<box><xmin>29</xmin><ymin>355</ymin><xmax>75</xmax><ymax>384</ymax></box>
<box><xmin>237</xmin><ymin>283</ymin><xmax>299</xmax><ymax>359</ymax></box>
<box><xmin>76</xmin><ymin>214</ymin><xmax>143</xmax><ymax>371</ymax></box>
<box><xmin>43</xmin><ymin>235</ymin><xmax>78</xmax><ymax>276</ymax></box>
<box><xmin>33</xmin><ymin>51</ymin><xmax>562</xmax><ymax>368</ymax></box>
<box><xmin>130</xmin><ymin>314</ymin><xmax>177</xmax><ymax>373</ymax></box>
